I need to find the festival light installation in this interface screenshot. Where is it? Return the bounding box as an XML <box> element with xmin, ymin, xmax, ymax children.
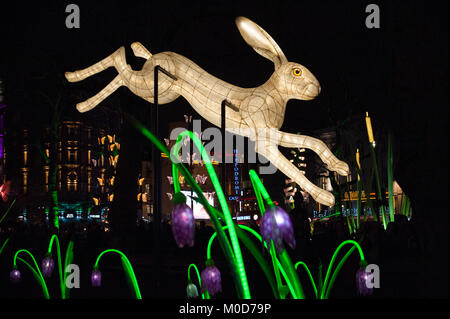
<box><xmin>65</xmin><ymin>16</ymin><xmax>349</xmax><ymax>207</ymax></box>
<box><xmin>91</xmin><ymin>249</ymin><xmax>142</xmax><ymax>299</ymax></box>
<box><xmin>171</xmin><ymin>192</ymin><xmax>195</xmax><ymax>248</ymax></box>
<box><xmin>201</xmin><ymin>259</ymin><xmax>222</xmax><ymax>296</ymax></box>
<box><xmin>260</xmin><ymin>206</ymin><xmax>296</xmax><ymax>253</ymax></box>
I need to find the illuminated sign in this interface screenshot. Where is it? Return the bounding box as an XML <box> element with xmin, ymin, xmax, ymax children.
<box><xmin>229</xmin><ymin>149</ymin><xmax>240</xmax><ymax>201</ymax></box>
<box><xmin>181</xmin><ymin>190</ymin><xmax>214</xmax><ymax>220</ymax></box>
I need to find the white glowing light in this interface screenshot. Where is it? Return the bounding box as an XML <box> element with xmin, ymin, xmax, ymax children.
<box><xmin>65</xmin><ymin>16</ymin><xmax>349</xmax><ymax>206</ymax></box>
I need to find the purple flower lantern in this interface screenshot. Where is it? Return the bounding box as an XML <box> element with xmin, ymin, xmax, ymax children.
<box><xmin>201</xmin><ymin>259</ymin><xmax>222</xmax><ymax>296</ymax></box>
<box><xmin>260</xmin><ymin>206</ymin><xmax>296</xmax><ymax>253</ymax></box>
<box><xmin>41</xmin><ymin>254</ymin><xmax>55</xmax><ymax>278</ymax></box>
<box><xmin>10</xmin><ymin>268</ymin><xmax>21</xmax><ymax>283</ymax></box>
<box><xmin>171</xmin><ymin>192</ymin><xmax>195</xmax><ymax>248</ymax></box>
<box><xmin>91</xmin><ymin>268</ymin><xmax>102</xmax><ymax>287</ymax></box>
<box><xmin>356</xmin><ymin>260</ymin><xmax>374</xmax><ymax>296</ymax></box>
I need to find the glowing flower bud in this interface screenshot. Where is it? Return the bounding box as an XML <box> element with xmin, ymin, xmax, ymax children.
<box><xmin>201</xmin><ymin>259</ymin><xmax>222</xmax><ymax>296</ymax></box>
<box><xmin>171</xmin><ymin>193</ymin><xmax>195</xmax><ymax>248</ymax></box>
<box><xmin>91</xmin><ymin>268</ymin><xmax>102</xmax><ymax>287</ymax></box>
<box><xmin>41</xmin><ymin>254</ymin><xmax>55</xmax><ymax>278</ymax></box>
<box><xmin>260</xmin><ymin>206</ymin><xmax>296</xmax><ymax>253</ymax></box>
<box><xmin>10</xmin><ymin>268</ymin><xmax>21</xmax><ymax>284</ymax></box>
<box><xmin>186</xmin><ymin>281</ymin><xmax>199</xmax><ymax>298</ymax></box>
<box><xmin>356</xmin><ymin>260</ymin><xmax>373</xmax><ymax>296</ymax></box>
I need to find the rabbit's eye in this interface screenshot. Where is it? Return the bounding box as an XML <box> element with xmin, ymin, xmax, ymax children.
<box><xmin>292</xmin><ymin>68</ymin><xmax>303</xmax><ymax>77</ymax></box>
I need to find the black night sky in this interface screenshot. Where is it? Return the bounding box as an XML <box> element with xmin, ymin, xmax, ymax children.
<box><xmin>0</xmin><ymin>0</ymin><xmax>448</xmax><ymax>300</ymax></box>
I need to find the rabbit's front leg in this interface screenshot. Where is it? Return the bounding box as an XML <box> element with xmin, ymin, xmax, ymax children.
<box><xmin>274</xmin><ymin>131</ymin><xmax>349</xmax><ymax>176</ymax></box>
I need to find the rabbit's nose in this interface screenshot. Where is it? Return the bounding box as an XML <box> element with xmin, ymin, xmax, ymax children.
<box><xmin>304</xmin><ymin>83</ymin><xmax>320</xmax><ymax>99</ymax></box>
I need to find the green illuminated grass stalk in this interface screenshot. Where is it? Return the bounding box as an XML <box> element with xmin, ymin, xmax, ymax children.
<box><xmin>369</xmin><ymin>144</ymin><xmax>388</xmax><ymax>229</ymax></box>
<box><xmin>46</xmin><ymin>235</ymin><xmax>74</xmax><ymax>299</ymax></box>
<box><xmin>294</xmin><ymin>240</ymin><xmax>365</xmax><ymax>299</ymax></box>
<box><xmin>356</xmin><ymin>170</ymin><xmax>362</xmax><ymax>229</ymax></box>
<box><xmin>47</xmin><ymin>235</ymin><xmax>65</xmax><ymax>299</ymax></box>
<box><xmin>171</xmin><ymin>130</ymin><xmax>250</xmax><ymax>299</ymax></box>
<box><xmin>355</xmin><ymin>165</ymin><xmax>377</xmax><ymax>222</ymax></box>
<box><xmin>13</xmin><ymin>249</ymin><xmax>50</xmax><ymax>299</ymax></box>
<box><xmin>0</xmin><ymin>198</ymin><xmax>16</xmax><ymax>225</ymax></box>
<box><xmin>64</xmin><ymin>241</ymin><xmax>74</xmax><ymax>298</ymax></box>
<box><xmin>206</xmin><ymin>223</ymin><xmax>286</xmax><ymax>298</ymax></box>
<box><xmin>93</xmin><ymin>249</ymin><xmax>142</xmax><ymax>299</ymax></box>
<box><xmin>199</xmin><ymin>202</ymin><xmax>281</xmax><ymax>298</ymax></box>
<box><xmin>0</xmin><ymin>237</ymin><xmax>10</xmax><ymax>257</ymax></box>
<box><xmin>323</xmin><ymin>244</ymin><xmax>357</xmax><ymax>299</ymax></box>
<box><xmin>248</xmin><ymin>169</ymin><xmax>305</xmax><ymax>299</ymax></box>
<box><xmin>126</xmin><ymin>113</ymin><xmax>245</xmax><ymax>298</ymax></box>
<box><xmin>387</xmin><ymin>133</ymin><xmax>395</xmax><ymax>222</ymax></box>
<box><xmin>320</xmin><ymin>240</ymin><xmax>365</xmax><ymax>299</ymax></box>
<box><xmin>294</xmin><ymin>261</ymin><xmax>318</xmax><ymax>298</ymax></box>
<box><xmin>127</xmin><ymin>113</ymin><xmax>294</xmax><ymax>299</ymax></box>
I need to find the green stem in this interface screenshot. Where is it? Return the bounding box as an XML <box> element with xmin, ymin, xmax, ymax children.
<box><xmin>324</xmin><ymin>245</ymin><xmax>356</xmax><ymax>299</ymax></box>
<box><xmin>405</xmin><ymin>197</ymin><xmax>411</xmax><ymax>217</ymax></box>
<box><xmin>356</xmin><ymin>175</ymin><xmax>362</xmax><ymax>229</ymax></box>
<box><xmin>346</xmin><ymin>216</ymin><xmax>353</xmax><ymax>235</ymax></box>
<box><xmin>294</xmin><ymin>261</ymin><xmax>318</xmax><ymax>299</ymax></box>
<box><xmin>357</xmin><ymin>165</ymin><xmax>377</xmax><ymax>222</ymax></box>
<box><xmin>206</xmin><ymin>223</ymin><xmax>281</xmax><ymax>298</ymax></box>
<box><xmin>94</xmin><ymin>249</ymin><xmax>142</xmax><ymax>299</ymax></box>
<box><xmin>320</xmin><ymin>240</ymin><xmax>365</xmax><ymax>299</ymax></box>
<box><xmin>0</xmin><ymin>237</ymin><xmax>10</xmax><ymax>257</ymax></box>
<box><xmin>13</xmin><ymin>249</ymin><xmax>49</xmax><ymax>299</ymax></box>
<box><xmin>369</xmin><ymin>144</ymin><xmax>387</xmax><ymax>229</ymax></box>
<box><xmin>0</xmin><ymin>199</ymin><xmax>16</xmax><ymax>225</ymax></box>
<box><xmin>47</xmin><ymin>234</ymin><xmax>65</xmax><ymax>299</ymax></box>
<box><xmin>248</xmin><ymin>170</ymin><xmax>305</xmax><ymax>299</ymax></box>
<box><xmin>387</xmin><ymin>134</ymin><xmax>395</xmax><ymax>222</ymax></box>
<box><xmin>127</xmin><ymin>112</ymin><xmax>241</xmax><ymax>298</ymax></box>
<box><xmin>171</xmin><ymin>131</ymin><xmax>248</xmax><ymax>299</ymax></box>
<box><xmin>64</xmin><ymin>241</ymin><xmax>74</xmax><ymax>298</ymax></box>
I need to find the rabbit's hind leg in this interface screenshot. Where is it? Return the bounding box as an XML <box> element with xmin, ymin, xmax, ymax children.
<box><xmin>75</xmin><ymin>75</ymin><xmax>123</xmax><ymax>113</ymax></box>
<box><xmin>65</xmin><ymin>47</ymin><xmax>125</xmax><ymax>82</ymax></box>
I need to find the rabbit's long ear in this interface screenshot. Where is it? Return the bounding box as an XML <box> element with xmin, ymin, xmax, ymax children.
<box><xmin>235</xmin><ymin>16</ymin><xmax>287</xmax><ymax>68</ymax></box>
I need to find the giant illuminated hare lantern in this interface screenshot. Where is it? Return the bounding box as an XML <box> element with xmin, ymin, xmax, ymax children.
<box><xmin>65</xmin><ymin>16</ymin><xmax>349</xmax><ymax>206</ymax></box>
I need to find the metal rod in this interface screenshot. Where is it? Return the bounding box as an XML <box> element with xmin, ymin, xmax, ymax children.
<box><xmin>152</xmin><ymin>66</ymin><xmax>160</xmax><ymax>295</ymax></box>
<box><xmin>151</xmin><ymin>65</ymin><xmax>177</xmax><ymax>296</ymax></box>
<box><xmin>220</xmin><ymin>99</ymin><xmax>239</xmax><ymax>199</ymax></box>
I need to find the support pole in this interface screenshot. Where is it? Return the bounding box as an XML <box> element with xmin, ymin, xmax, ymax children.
<box><xmin>152</xmin><ymin>65</ymin><xmax>177</xmax><ymax>296</ymax></box>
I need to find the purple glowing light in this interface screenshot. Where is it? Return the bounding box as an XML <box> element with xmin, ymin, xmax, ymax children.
<box><xmin>10</xmin><ymin>268</ymin><xmax>21</xmax><ymax>283</ymax></box>
<box><xmin>41</xmin><ymin>255</ymin><xmax>55</xmax><ymax>278</ymax></box>
<box><xmin>201</xmin><ymin>263</ymin><xmax>222</xmax><ymax>296</ymax></box>
<box><xmin>260</xmin><ymin>206</ymin><xmax>296</xmax><ymax>253</ymax></box>
<box><xmin>91</xmin><ymin>269</ymin><xmax>102</xmax><ymax>287</ymax></box>
<box><xmin>171</xmin><ymin>203</ymin><xmax>195</xmax><ymax>248</ymax></box>
<box><xmin>356</xmin><ymin>266</ymin><xmax>374</xmax><ymax>296</ymax></box>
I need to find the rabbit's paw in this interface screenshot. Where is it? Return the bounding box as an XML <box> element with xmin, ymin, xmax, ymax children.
<box><xmin>328</xmin><ymin>159</ymin><xmax>350</xmax><ymax>176</ymax></box>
